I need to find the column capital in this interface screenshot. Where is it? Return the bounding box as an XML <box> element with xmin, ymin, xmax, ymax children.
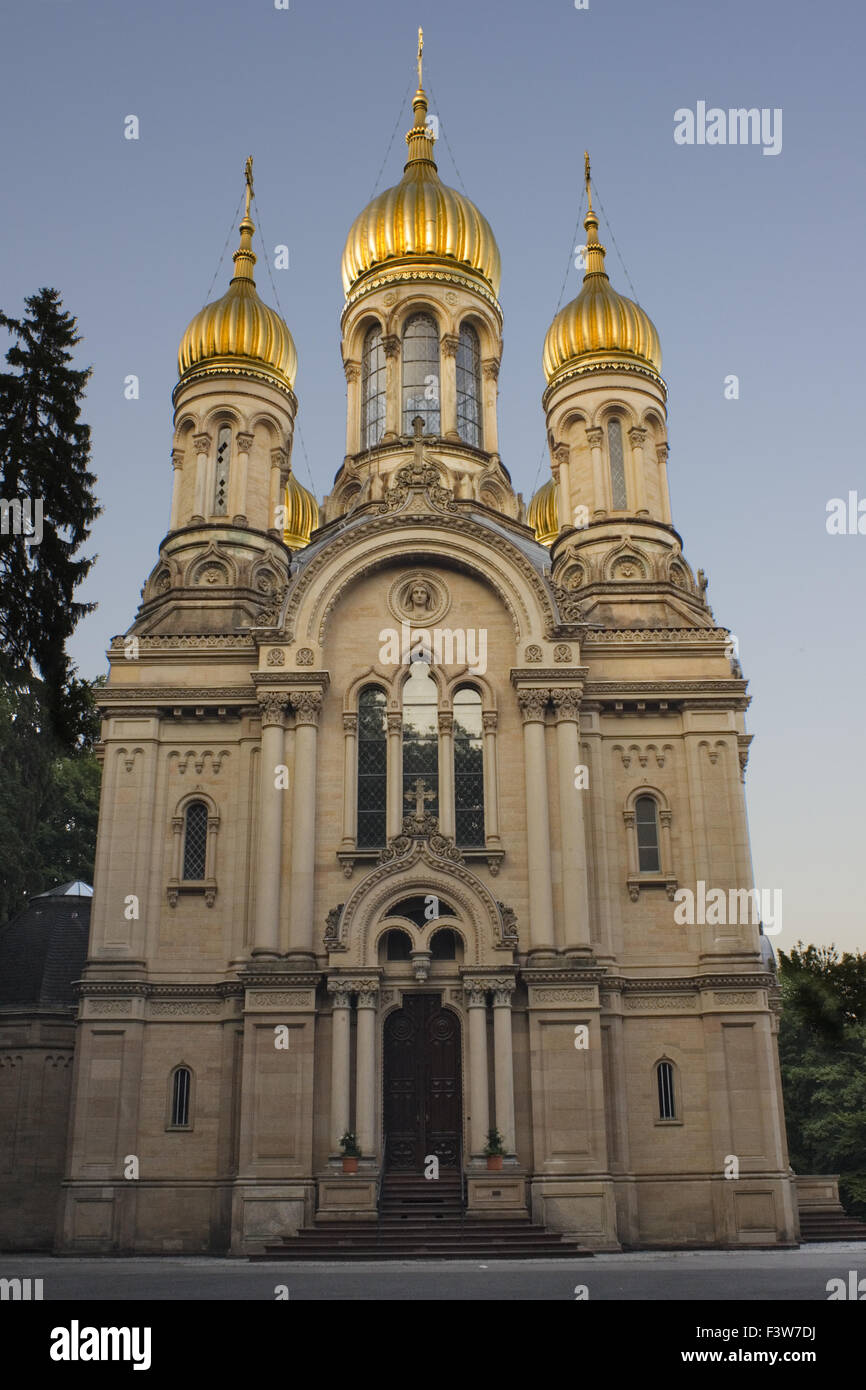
<box><xmin>656</xmin><ymin>441</ymin><xmax>669</xmax><ymax>462</ymax></box>
<box><xmin>386</xmin><ymin>711</ymin><xmax>402</xmax><ymax>734</ymax></box>
<box><xmin>192</xmin><ymin>432</ymin><xmax>212</xmax><ymax>455</ymax></box>
<box><xmin>290</xmin><ymin>690</ymin><xmax>323</xmax><ymax>726</ymax></box>
<box><xmin>236</xmin><ymin>431</ymin><xmax>254</xmax><ymax>453</ymax></box>
<box><xmin>382</xmin><ymin>334</ymin><xmax>400</xmax><ymax>359</ymax></box>
<box><xmin>517</xmin><ymin>688</ymin><xmax>549</xmax><ymax>723</ymax></box>
<box><xmin>585</xmin><ymin>426</ymin><xmax>604</xmax><ymax>447</ymax></box>
<box><xmin>342</xmin><ymin>712</ymin><xmax>358</xmax><ymax>734</ymax></box>
<box><xmin>492</xmin><ymin>980</ymin><xmax>516</xmax><ymax>1006</ymax></box>
<box><xmin>258</xmin><ymin>691</ymin><xmax>290</xmax><ymax>727</ymax></box>
<box><xmin>481</xmin><ymin>710</ymin><xmax>498</xmax><ymax>733</ymax></box>
<box><xmin>438</xmin><ymin>710</ymin><xmax>454</xmax><ymax>734</ymax></box>
<box><xmin>551</xmin><ymin>688</ymin><xmax>581</xmax><ymax>722</ymax></box>
<box><xmin>482</xmin><ymin>356</ymin><xmax>500</xmax><ymax>382</ymax></box>
<box><xmin>552</xmin><ymin>441</ymin><xmax>570</xmax><ymax>467</ymax></box>
<box><xmin>441</xmin><ymin>333</ymin><xmax>460</xmax><ymax>358</ymax></box>
<box><xmin>355</xmin><ymin>983</ymin><xmax>379</xmax><ymax>1009</ymax></box>
<box><xmin>627</xmin><ymin>425</ymin><xmax>647</xmax><ymax>447</ymax></box>
<box><xmin>327</xmin><ymin>979</ymin><xmax>353</xmax><ymax>1008</ymax></box>
<box><xmin>343</xmin><ymin>359</ymin><xmax>361</xmax><ymax>383</ymax></box>
<box><xmin>171</xmin><ymin>447</ymin><xmax>184</xmax><ymax>468</ymax></box>
<box><xmin>463</xmin><ymin>980</ymin><xmax>489</xmax><ymax>1007</ymax></box>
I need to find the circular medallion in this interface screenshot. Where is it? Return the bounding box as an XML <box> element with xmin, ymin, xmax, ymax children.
<box><xmin>387</xmin><ymin>572</ymin><xmax>451</xmax><ymax>627</ymax></box>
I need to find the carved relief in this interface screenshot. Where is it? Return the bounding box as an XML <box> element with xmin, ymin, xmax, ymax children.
<box><xmin>524</xmin><ymin>644</ymin><xmax>543</xmax><ymax>663</ymax></box>
<box><xmin>387</xmin><ymin>572</ymin><xmax>450</xmax><ymax>626</ymax></box>
<box><xmin>296</xmin><ymin>647</ymin><xmax>315</xmax><ymax>667</ymax></box>
<box><xmin>266</xmin><ymin>648</ymin><xmax>286</xmax><ymax>666</ymax></box>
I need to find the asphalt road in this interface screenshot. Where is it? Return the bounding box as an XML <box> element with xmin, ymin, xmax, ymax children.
<box><xmin>2</xmin><ymin>1243</ymin><xmax>865</xmax><ymax>1300</ymax></box>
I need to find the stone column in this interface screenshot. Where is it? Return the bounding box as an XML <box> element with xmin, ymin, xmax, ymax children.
<box><xmin>438</xmin><ymin>710</ymin><xmax>455</xmax><ymax>837</ymax></box>
<box><xmin>386</xmin><ymin>711</ymin><xmax>402</xmax><ymax>838</ymax></box>
<box><xmin>344</xmin><ymin>361</ymin><xmax>361</xmax><ymax>456</ymax></box>
<box><xmin>517</xmin><ymin>689</ymin><xmax>556</xmax><ymax>954</ymax></box>
<box><xmin>288</xmin><ymin>690</ymin><xmax>323</xmax><ymax>959</ymax></box>
<box><xmin>383</xmin><ymin>335</ymin><xmax>401</xmax><ymax>441</ymax></box>
<box><xmin>440</xmin><ymin>333</ymin><xmax>459</xmax><ymax>441</ymax></box>
<box><xmin>481</xmin><ymin>357</ymin><xmax>500</xmax><ymax>455</ymax></box>
<box><xmin>230</xmin><ymin>430</ymin><xmax>254</xmax><ymax>522</ymax></box>
<box><xmin>252</xmin><ymin>693</ymin><xmax>289</xmax><ymax>957</ymax></box>
<box><xmin>341</xmin><ymin>712</ymin><xmax>358</xmax><ymax>849</ymax></box>
<box><xmin>552</xmin><ymin>689</ymin><xmax>591</xmax><ymax>951</ymax></box>
<box><xmin>492</xmin><ymin>981</ymin><xmax>517</xmax><ymax>1155</ymax></box>
<box><xmin>192</xmin><ymin>432</ymin><xmax>211</xmax><ymax>521</ymax></box>
<box><xmin>355</xmin><ymin>980</ymin><xmax>379</xmax><ymax>1159</ymax></box>
<box><xmin>481</xmin><ymin>710</ymin><xmax>501</xmax><ymax>845</ymax></box>
<box><xmin>465</xmin><ymin>981</ymin><xmax>490</xmax><ymax>1156</ymax></box>
<box><xmin>627</xmin><ymin>425</ymin><xmax>649</xmax><ymax>516</ymax></box>
<box><xmin>656</xmin><ymin>442</ymin><xmax>673</xmax><ymax>524</ymax></box>
<box><xmin>327</xmin><ymin>980</ymin><xmax>352</xmax><ymax>1150</ymax></box>
<box><xmin>169</xmin><ymin>448</ymin><xmax>184</xmax><ymax>531</ymax></box>
<box><xmin>586</xmin><ymin>426</ymin><xmax>607</xmax><ymax>517</ymax></box>
<box><xmin>553</xmin><ymin>442</ymin><xmax>571</xmax><ymax>533</ymax></box>
<box><xmin>269</xmin><ymin>447</ymin><xmax>287</xmax><ymax>534</ymax></box>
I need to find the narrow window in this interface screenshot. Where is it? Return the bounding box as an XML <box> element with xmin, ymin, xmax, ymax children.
<box><xmin>608</xmin><ymin>417</ymin><xmax>627</xmax><ymax>509</ymax></box>
<box><xmin>357</xmin><ymin>687</ymin><xmax>387</xmax><ymax>848</ymax></box>
<box><xmin>402</xmin><ymin>661</ymin><xmax>439</xmax><ymax>821</ymax></box>
<box><xmin>453</xmin><ymin>686</ymin><xmax>484</xmax><ymax>846</ymax></box>
<box><xmin>402</xmin><ymin>314</ymin><xmax>440</xmax><ymax>435</ymax></box>
<box><xmin>385</xmin><ymin>929</ymin><xmax>412</xmax><ymax>961</ymax></box>
<box><xmin>171</xmin><ymin>1067</ymin><xmax>191</xmax><ymax>1127</ymax></box>
<box><xmin>657</xmin><ymin>1061</ymin><xmax>676</xmax><ymax>1120</ymax></box>
<box><xmin>361</xmin><ymin>325</ymin><xmax>386</xmax><ymax>450</ymax></box>
<box><xmin>182</xmin><ymin>801</ymin><xmax>208</xmax><ymax>880</ymax></box>
<box><xmin>635</xmin><ymin>795</ymin><xmax>661</xmax><ymax>873</ymax></box>
<box><xmin>214</xmin><ymin>426</ymin><xmax>231</xmax><ymax>515</ymax></box>
<box><xmin>456</xmin><ymin>323</ymin><xmax>482</xmax><ymax>448</ymax></box>
<box><xmin>430</xmin><ymin>928</ymin><xmax>457</xmax><ymax>960</ymax></box>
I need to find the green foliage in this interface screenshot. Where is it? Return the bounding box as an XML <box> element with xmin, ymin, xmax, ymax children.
<box><xmin>483</xmin><ymin>1127</ymin><xmax>505</xmax><ymax>1156</ymax></box>
<box><xmin>339</xmin><ymin>1131</ymin><xmax>361</xmax><ymax>1157</ymax></box>
<box><xmin>778</xmin><ymin>942</ymin><xmax>866</xmax><ymax>1221</ymax></box>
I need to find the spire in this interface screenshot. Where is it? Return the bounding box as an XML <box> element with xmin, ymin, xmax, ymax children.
<box><xmin>582</xmin><ymin>150</ymin><xmax>608</xmax><ymax>282</ymax></box>
<box><xmin>405</xmin><ymin>27</ymin><xmax>437</xmax><ymax>171</ymax></box>
<box><xmin>231</xmin><ymin>155</ymin><xmax>257</xmax><ymax>286</ymax></box>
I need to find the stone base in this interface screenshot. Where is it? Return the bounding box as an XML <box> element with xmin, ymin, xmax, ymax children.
<box><xmin>530</xmin><ymin>1177</ymin><xmax>620</xmax><ymax>1250</ymax></box>
<box><xmin>466</xmin><ymin>1172</ymin><xmax>528</xmax><ymax>1218</ymax></box>
<box><xmin>316</xmin><ymin>1175</ymin><xmax>378</xmax><ymax>1220</ymax></box>
<box><xmin>612</xmin><ymin>1174</ymin><xmax>799</xmax><ymax>1248</ymax></box>
<box><xmin>59</xmin><ymin>1180</ymin><xmax>235</xmax><ymax>1254</ymax></box>
<box><xmin>230</xmin><ymin>1181</ymin><xmax>316</xmax><ymax>1255</ymax></box>
<box><xmin>795</xmin><ymin>1174</ymin><xmax>842</xmax><ymax>1216</ymax></box>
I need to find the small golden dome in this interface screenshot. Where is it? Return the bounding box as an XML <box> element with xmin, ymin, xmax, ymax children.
<box><xmin>528</xmin><ymin>476</ymin><xmax>559</xmax><ymax>547</ymax></box>
<box><xmin>543</xmin><ymin>169</ymin><xmax>661</xmax><ymax>384</ymax></box>
<box><xmin>178</xmin><ymin>161</ymin><xmax>298</xmax><ymax>394</ymax></box>
<box><xmin>283</xmin><ymin>472</ymin><xmax>319</xmax><ymax>549</ymax></box>
<box><xmin>342</xmin><ymin>84</ymin><xmax>501</xmax><ymax>298</ymax></box>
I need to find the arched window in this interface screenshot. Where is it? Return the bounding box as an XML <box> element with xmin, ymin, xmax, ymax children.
<box><xmin>607</xmin><ymin>417</ymin><xmax>627</xmax><ymax>509</ymax></box>
<box><xmin>657</xmin><ymin>1060</ymin><xmax>676</xmax><ymax>1120</ymax></box>
<box><xmin>182</xmin><ymin>801</ymin><xmax>208</xmax><ymax>880</ymax></box>
<box><xmin>635</xmin><ymin>795</ymin><xmax>661</xmax><ymax>873</ymax></box>
<box><xmin>357</xmin><ymin>687</ymin><xmax>387</xmax><ymax>848</ymax></box>
<box><xmin>384</xmin><ymin>929</ymin><xmax>412</xmax><ymax>961</ymax></box>
<box><xmin>402</xmin><ymin>661</ymin><xmax>439</xmax><ymax>821</ymax></box>
<box><xmin>402</xmin><ymin>314</ymin><xmax>440</xmax><ymax>435</ymax></box>
<box><xmin>430</xmin><ymin>928</ymin><xmax>457</xmax><ymax>960</ymax></box>
<box><xmin>453</xmin><ymin>686</ymin><xmax>484</xmax><ymax>846</ymax></box>
<box><xmin>456</xmin><ymin>323</ymin><xmax>482</xmax><ymax>448</ymax></box>
<box><xmin>212</xmin><ymin>425</ymin><xmax>231</xmax><ymax>515</ymax></box>
<box><xmin>361</xmin><ymin>325</ymin><xmax>386</xmax><ymax>450</ymax></box>
<box><xmin>170</xmin><ymin>1066</ymin><xmax>192</xmax><ymax>1128</ymax></box>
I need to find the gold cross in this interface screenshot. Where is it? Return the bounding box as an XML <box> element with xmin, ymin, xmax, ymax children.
<box><xmin>405</xmin><ymin>778</ymin><xmax>435</xmax><ymax>818</ymax></box>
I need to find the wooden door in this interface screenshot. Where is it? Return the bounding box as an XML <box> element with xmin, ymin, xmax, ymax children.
<box><xmin>383</xmin><ymin>994</ymin><xmax>461</xmax><ymax>1169</ymax></box>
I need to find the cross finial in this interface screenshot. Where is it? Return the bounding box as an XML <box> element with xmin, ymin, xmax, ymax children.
<box><xmin>584</xmin><ymin>150</ymin><xmax>592</xmax><ymax>213</ymax></box>
<box><xmin>244</xmin><ymin>155</ymin><xmax>254</xmax><ymax>218</ymax></box>
<box><xmin>417</xmin><ymin>26</ymin><xmax>423</xmax><ymax>85</ymax></box>
<box><xmin>405</xmin><ymin>777</ymin><xmax>435</xmax><ymax>819</ymax></box>
<box><xmin>411</xmin><ymin>413</ymin><xmax>426</xmax><ymax>464</ymax></box>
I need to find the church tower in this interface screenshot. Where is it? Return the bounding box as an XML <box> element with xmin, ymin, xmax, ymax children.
<box><xmin>57</xmin><ymin>48</ymin><xmax>795</xmax><ymax>1257</ymax></box>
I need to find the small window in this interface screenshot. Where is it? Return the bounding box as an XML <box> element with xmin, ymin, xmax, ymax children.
<box><xmin>456</xmin><ymin>323</ymin><xmax>482</xmax><ymax>448</ymax></box>
<box><xmin>635</xmin><ymin>795</ymin><xmax>661</xmax><ymax>873</ymax></box>
<box><xmin>385</xmin><ymin>929</ymin><xmax>412</xmax><ymax>961</ymax></box>
<box><xmin>214</xmin><ymin>426</ymin><xmax>230</xmax><ymax>515</ymax></box>
<box><xmin>171</xmin><ymin>1066</ymin><xmax>191</xmax><ymax>1127</ymax></box>
<box><xmin>182</xmin><ymin>801</ymin><xmax>208</xmax><ymax>880</ymax></box>
<box><xmin>657</xmin><ymin>1060</ymin><xmax>675</xmax><ymax>1120</ymax></box>
<box><xmin>361</xmin><ymin>325</ymin><xmax>386</xmax><ymax>450</ymax></box>
<box><xmin>608</xmin><ymin>418</ymin><xmax>627</xmax><ymax>509</ymax></box>
<box><xmin>430</xmin><ymin>928</ymin><xmax>457</xmax><ymax>960</ymax></box>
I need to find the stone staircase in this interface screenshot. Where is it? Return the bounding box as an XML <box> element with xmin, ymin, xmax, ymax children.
<box><xmin>798</xmin><ymin>1207</ymin><xmax>866</xmax><ymax>1242</ymax></box>
<box><xmin>255</xmin><ymin>1169</ymin><xmax>590</xmax><ymax>1260</ymax></box>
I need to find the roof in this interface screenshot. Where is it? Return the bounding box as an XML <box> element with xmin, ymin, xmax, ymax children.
<box><xmin>0</xmin><ymin>884</ymin><xmax>92</xmax><ymax>1009</ymax></box>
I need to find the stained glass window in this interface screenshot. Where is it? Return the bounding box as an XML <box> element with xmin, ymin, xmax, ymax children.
<box><xmin>608</xmin><ymin>417</ymin><xmax>628</xmax><ymax>509</ymax></box>
<box><xmin>456</xmin><ymin>323</ymin><xmax>482</xmax><ymax>448</ymax></box>
<box><xmin>635</xmin><ymin>795</ymin><xmax>661</xmax><ymax>873</ymax></box>
<box><xmin>361</xmin><ymin>325</ymin><xmax>386</xmax><ymax>450</ymax></box>
<box><xmin>402</xmin><ymin>314</ymin><xmax>440</xmax><ymax>435</ymax></box>
<box><xmin>182</xmin><ymin>801</ymin><xmax>208</xmax><ymax>880</ymax></box>
<box><xmin>357</xmin><ymin>687</ymin><xmax>387</xmax><ymax>848</ymax></box>
<box><xmin>454</xmin><ymin>686</ymin><xmax>484</xmax><ymax>846</ymax></box>
<box><xmin>402</xmin><ymin>661</ymin><xmax>439</xmax><ymax>821</ymax></box>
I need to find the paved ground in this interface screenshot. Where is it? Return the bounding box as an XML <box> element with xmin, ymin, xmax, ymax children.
<box><xmin>2</xmin><ymin>1243</ymin><xmax>865</xmax><ymax>1300</ymax></box>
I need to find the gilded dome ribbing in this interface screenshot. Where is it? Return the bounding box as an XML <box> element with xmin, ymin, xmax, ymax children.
<box><xmin>178</xmin><ymin>164</ymin><xmax>298</xmax><ymax>394</ymax></box>
<box><xmin>543</xmin><ymin>183</ymin><xmax>661</xmax><ymax>384</ymax></box>
<box><xmin>528</xmin><ymin>476</ymin><xmax>559</xmax><ymax>547</ymax></box>
<box><xmin>282</xmin><ymin>472</ymin><xmax>319</xmax><ymax>549</ymax></box>
<box><xmin>342</xmin><ymin>85</ymin><xmax>501</xmax><ymax>298</ymax></box>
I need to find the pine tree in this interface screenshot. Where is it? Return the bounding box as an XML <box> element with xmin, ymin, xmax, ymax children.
<box><xmin>0</xmin><ymin>288</ymin><xmax>101</xmax><ymax>747</ymax></box>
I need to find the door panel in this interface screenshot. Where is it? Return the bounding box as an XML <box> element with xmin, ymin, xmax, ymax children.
<box><xmin>383</xmin><ymin>995</ymin><xmax>461</xmax><ymax>1170</ymax></box>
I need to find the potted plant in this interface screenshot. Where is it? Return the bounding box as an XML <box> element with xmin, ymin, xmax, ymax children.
<box><xmin>339</xmin><ymin>1131</ymin><xmax>361</xmax><ymax>1174</ymax></box>
<box><xmin>484</xmin><ymin>1127</ymin><xmax>505</xmax><ymax>1171</ymax></box>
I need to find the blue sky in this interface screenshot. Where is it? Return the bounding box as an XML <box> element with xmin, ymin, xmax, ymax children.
<box><xmin>2</xmin><ymin>0</ymin><xmax>864</xmax><ymax>951</ymax></box>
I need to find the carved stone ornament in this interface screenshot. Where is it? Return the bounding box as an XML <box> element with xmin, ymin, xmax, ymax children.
<box><xmin>517</xmin><ymin>689</ymin><xmax>549</xmax><ymax>722</ymax></box>
<box><xmin>551</xmin><ymin>689</ymin><xmax>581</xmax><ymax>721</ymax></box>
<box><xmin>378</xmin><ymin>460</ymin><xmax>458</xmax><ymax>515</ymax></box>
<box><xmin>192</xmin><ymin>433</ymin><xmax>212</xmax><ymax>455</ymax></box>
<box><xmin>296</xmin><ymin>647</ymin><xmax>315</xmax><ymax>666</ymax></box>
<box><xmin>496</xmin><ymin>902</ymin><xmax>519</xmax><ymax>946</ymax></box>
<box><xmin>266</xmin><ymin>648</ymin><xmax>286</xmax><ymax>666</ymax></box>
<box><xmin>553</xmin><ymin>644</ymin><xmax>573</xmax><ymax>663</ymax></box>
<box><xmin>258</xmin><ymin>692</ymin><xmax>290</xmax><ymax>726</ymax></box>
<box><xmin>342</xmin><ymin>713</ymin><xmax>358</xmax><ymax>734</ymax></box>
<box><xmin>552</xmin><ymin>584</ymin><xmax>587</xmax><ymax>624</ymax></box>
<box><xmin>481</xmin><ymin>711</ymin><xmax>498</xmax><ymax>733</ymax></box>
<box><xmin>388</xmin><ymin>572</ymin><xmax>451</xmax><ymax>626</ymax></box>
<box><xmin>324</xmin><ymin>904</ymin><xmax>345</xmax><ymax>949</ymax></box>
<box><xmin>236</xmin><ymin>432</ymin><xmax>254</xmax><ymax>453</ymax></box>
<box><xmin>524</xmin><ymin>644</ymin><xmax>543</xmax><ymax>662</ymax></box>
<box><xmin>290</xmin><ymin>690</ymin><xmax>323</xmax><ymax>725</ymax></box>
<box><xmin>378</xmin><ymin>813</ymin><xmax>464</xmax><ymax>867</ymax></box>
<box><xmin>441</xmin><ymin>333</ymin><xmax>460</xmax><ymax>358</ymax></box>
<box><xmin>585</xmin><ymin>427</ymin><xmax>603</xmax><ymax>448</ymax></box>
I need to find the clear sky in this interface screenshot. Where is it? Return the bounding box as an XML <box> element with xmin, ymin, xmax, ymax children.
<box><xmin>2</xmin><ymin>0</ymin><xmax>864</xmax><ymax>954</ymax></box>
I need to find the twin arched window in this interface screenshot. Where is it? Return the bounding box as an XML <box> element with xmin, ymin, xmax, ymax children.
<box><xmin>182</xmin><ymin>801</ymin><xmax>208</xmax><ymax>880</ymax></box>
<box><xmin>360</xmin><ymin>316</ymin><xmax>482</xmax><ymax>449</ymax></box>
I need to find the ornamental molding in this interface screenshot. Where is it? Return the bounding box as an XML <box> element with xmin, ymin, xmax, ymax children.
<box><xmin>246</xmin><ymin>990</ymin><xmax>316</xmax><ymax>1008</ymax></box>
<box><xmin>534</xmin><ymin>987</ymin><xmax>596</xmax><ymax>1003</ymax></box>
<box><xmin>149</xmin><ymin>1000</ymin><xmax>223</xmax><ymax>1017</ymax></box>
<box><xmin>581</xmin><ymin>627</ymin><xmax>730</xmax><ymax>645</ymax></box>
<box><xmin>343</xmin><ymin>266</ymin><xmax>503</xmax><ymax>319</ymax></box>
<box><xmin>712</xmin><ymin>991</ymin><xmax>758</xmax><ymax>1005</ymax></box>
<box><xmin>542</xmin><ymin>358</ymin><xmax>667</xmax><ymax>408</ymax></box>
<box><xmin>108</xmin><ymin>634</ymin><xmax>257</xmax><ymax>651</ymax></box>
<box><xmin>624</xmin><ymin>994</ymin><xmax>698</xmax><ymax>1010</ymax></box>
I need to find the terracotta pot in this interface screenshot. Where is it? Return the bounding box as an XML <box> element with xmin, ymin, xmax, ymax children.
<box><xmin>486</xmin><ymin>1154</ymin><xmax>503</xmax><ymax>1172</ymax></box>
<box><xmin>342</xmin><ymin>1155</ymin><xmax>359</xmax><ymax>1174</ymax></box>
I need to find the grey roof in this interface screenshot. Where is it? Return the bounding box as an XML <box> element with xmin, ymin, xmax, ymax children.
<box><xmin>0</xmin><ymin>886</ymin><xmax>92</xmax><ymax>1009</ymax></box>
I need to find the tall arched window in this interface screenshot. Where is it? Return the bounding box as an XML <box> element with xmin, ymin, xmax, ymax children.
<box><xmin>657</xmin><ymin>1060</ymin><xmax>676</xmax><ymax>1120</ymax></box>
<box><xmin>213</xmin><ymin>426</ymin><xmax>231</xmax><ymax>515</ymax></box>
<box><xmin>402</xmin><ymin>661</ymin><xmax>439</xmax><ymax>821</ymax></box>
<box><xmin>456</xmin><ymin>323</ymin><xmax>482</xmax><ymax>448</ymax></box>
<box><xmin>357</xmin><ymin>687</ymin><xmax>387</xmax><ymax>848</ymax></box>
<box><xmin>170</xmin><ymin>1066</ymin><xmax>192</xmax><ymax>1127</ymax></box>
<box><xmin>635</xmin><ymin>795</ymin><xmax>661</xmax><ymax>873</ymax></box>
<box><xmin>453</xmin><ymin>686</ymin><xmax>484</xmax><ymax>846</ymax></box>
<box><xmin>402</xmin><ymin>314</ymin><xmax>440</xmax><ymax>435</ymax></box>
<box><xmin>182</xmin><ymin>801</ymin><xmax>208</xmax><ymax>880</ymax></box>
<box><xmin>607</xmin><ymin>417</ymin><xmax>627</xmax><ymax>509</ymax></box>
<box><xmin>361</xmin><ymin>325</ymin><xmax>386</xmax><ymax>450</ymax></box>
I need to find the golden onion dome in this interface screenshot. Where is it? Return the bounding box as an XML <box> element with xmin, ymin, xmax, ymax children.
<box><xmin>528</xmin><ymin>476</ymin><xmax>559</xmax><ymax>547</ymax></box>
<box><xmin>178</xmin><ymin>161</ymin><xmax>298</xmax><ymax>394</ymax></box>
<box><xmin>543</xmin><ymin>163</ymin><xmax>661</xmax><ymax>384</ymax></box>
<box><xmin>341</xmin><ymin>82</ymin><xmax>501</xmax><ymax>298</ymax></box>
<box><xmin>282</xmin><ymin>472</ymin><xmax>319</xmax><ymax>549</ymax></box>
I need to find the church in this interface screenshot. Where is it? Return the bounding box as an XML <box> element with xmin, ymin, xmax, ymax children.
<box><xmin>41</xmin><ymin>48</ymin><xmax>798</xmax><ymax>1253</ymax></box>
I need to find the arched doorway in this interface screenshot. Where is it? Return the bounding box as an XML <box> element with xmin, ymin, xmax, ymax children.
<box><xmin>383</xmin><ymin>995</ymin><xmax>462</xmax><ymax>1170</ymax></box>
